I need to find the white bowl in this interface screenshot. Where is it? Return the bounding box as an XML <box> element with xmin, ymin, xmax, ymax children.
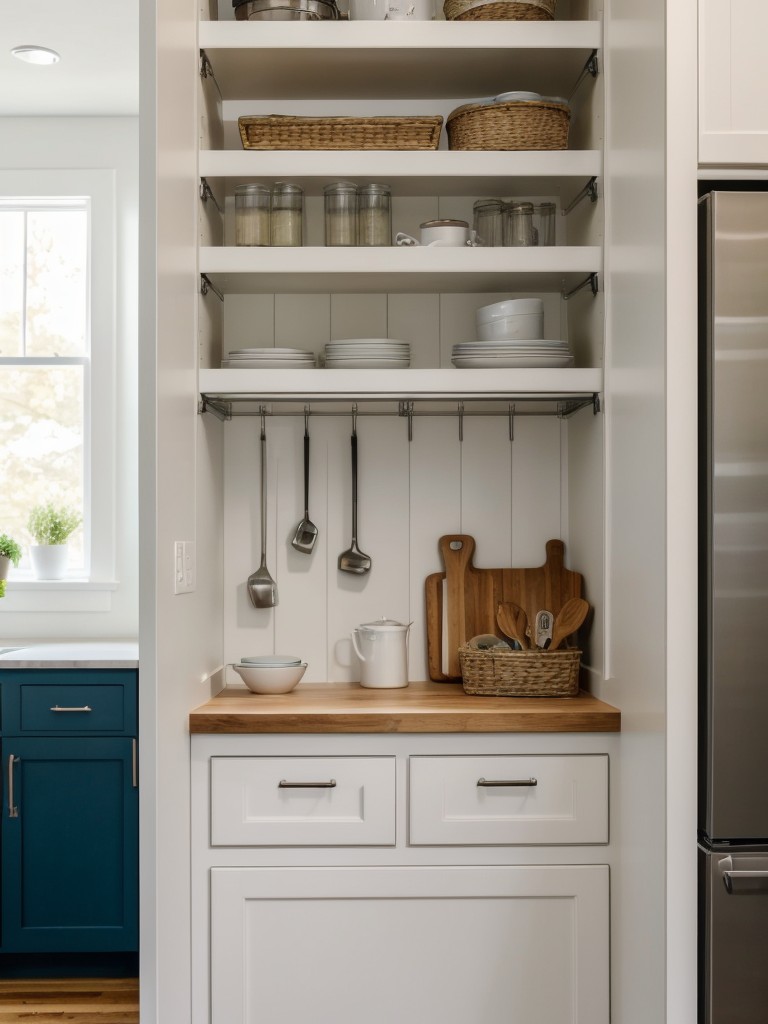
<box><xmin>233</xmin><ymin>662</ymin><xmax>307</xmax><ymax>694</ymax></box>
<box><xmin>475</xmin><ymin>298</ymin><xmax>544</xmax><ymax>324</ymax></box>
<box><xmin>477</xmin><ymin>312</ymin><xmax>544</xmax><ymax>342</ymax></box>
<box><xmin>240</xmin><ymin>654</ymin><xmax>302</xmax><ymax>666</ymax></box>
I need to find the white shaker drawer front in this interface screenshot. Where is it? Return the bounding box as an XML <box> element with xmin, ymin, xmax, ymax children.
<box><xmin>409</xmin><ymin>755</ymin><xmax>608</xmax><ymax>846</ymax></box>
<box><xmin>210</xmin><ymin>756</ymin><xmax>396</xmax><ymax>846</ymax></box>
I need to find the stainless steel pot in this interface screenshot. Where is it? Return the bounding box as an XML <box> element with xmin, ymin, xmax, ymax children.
<box><xmin>234</xmin><ymin>0</ymin><xmax>340</xmax><ymax>19</ymax></box>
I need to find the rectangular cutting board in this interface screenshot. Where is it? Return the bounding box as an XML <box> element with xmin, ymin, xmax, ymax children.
<box><xmin>425</xmin><ymin>536</ymin><xmax>584</xmax><ymax>681</ymax></box>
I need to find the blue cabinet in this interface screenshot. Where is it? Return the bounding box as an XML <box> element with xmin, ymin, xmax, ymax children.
<box><xmin>0</xmin><ymin>670</ymin><xmax>138</xmax><ymax>954</ymax></box>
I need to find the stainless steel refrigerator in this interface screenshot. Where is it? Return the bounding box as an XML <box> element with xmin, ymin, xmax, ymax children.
<box><xmin>699</xmin><ymin>189</ymin><xmax>768</xmax><ymax>1024</ymax></box>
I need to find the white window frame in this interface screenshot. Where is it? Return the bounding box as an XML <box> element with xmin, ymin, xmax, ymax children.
<box><xmin>0</xmin><ymin>169</ymin><xmax>117</xmax><ymax>608</ymax></box>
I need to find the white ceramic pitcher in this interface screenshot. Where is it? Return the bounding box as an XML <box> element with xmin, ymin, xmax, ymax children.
<box><xmin>351</xmin><ymin>617</ymin><xmax>412</xmax><ymax>689</ymax></box>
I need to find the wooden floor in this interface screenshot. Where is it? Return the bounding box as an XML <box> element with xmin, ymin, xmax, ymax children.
<box><xmin>0</xmin><ymin>978</ymin><xmax>139</xmax><ymax>1023</ymax></box>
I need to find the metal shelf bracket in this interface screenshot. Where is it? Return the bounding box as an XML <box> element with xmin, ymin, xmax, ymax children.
<box><xmin>198</xmin><ymin>396</ymin><xmax>232</xmax><ymax>421</ymax></box>
<box><xmin>199</xmin><ymin>178</ymin><xmax>223</xmax><ymax>215</ymax></box>
<box><xmin>200</xmin><ymin>274</ymin><xmax>224</xmax><ymax>302</ymax></box>
<box><xmin>563</xmin><ymin>176</ymin><xmax>599</xmax><ymax>217</ymax></box>
<box><xmin>562</xmin><ymin>272</ymin><xmax>599</xmax><ymax>301</ymax></box>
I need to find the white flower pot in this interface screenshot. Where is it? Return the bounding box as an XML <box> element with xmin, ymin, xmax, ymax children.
<box><xmin>0</xmin><ymin>555</ymin><xmax>10</xmax><ymax>581</ymax></box>
<box><xmin>29</xmin><ymin>544</ymin><xmax>69</xmax><ymax>580</ymax></box>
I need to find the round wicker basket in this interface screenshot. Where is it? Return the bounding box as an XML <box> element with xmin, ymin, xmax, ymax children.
<box><xmin>447</xmin><ymin>99</ymin><xmax>570</xmax><ymax>151</ymax></box>
<box><xmin>443</xmin><ymin>0</ymin><xmax>555</xmax><ymax>20</ymax></box>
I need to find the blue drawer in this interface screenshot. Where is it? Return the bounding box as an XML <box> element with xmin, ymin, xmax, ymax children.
<box><xmin>0</xmin><ymin>670</ymin><xmax>137</xmax><ymax>735</ymax></box>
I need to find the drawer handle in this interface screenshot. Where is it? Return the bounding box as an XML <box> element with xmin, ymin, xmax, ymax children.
<box><xmin>477</xmin><ymin>777</ymin><xmax>538</xmax><ymax>787</ymax></box>
<box><xmin>50</xmin><ymin>705</ymin><xmax>93</xmax><ymax>713</ymax></box>
<box><xmin>278</xmin><ymin>779</ymin><xmax>337</xmax><ymax>789</ymax></box>
<box><xmin>7</xmin><ymin>754</ymin><xmax>19</xmax><ymax>818</ymax></box>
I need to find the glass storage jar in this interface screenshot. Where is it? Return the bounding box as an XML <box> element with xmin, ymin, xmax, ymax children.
<box><xmin>472</xmin><ymin>199</ymin><xmax>504</xmax><ymax>247</ymax></box>
<box><xmin>324</xmin><ymin>182</ymin><xmax>358</xmax><ymax>246</ymax></box>
<box><xmin>357</xmin><ymin>184</ymin><xmax>392</xmax><ymax>246</ymax></box>
<box><xmin>234</xmin><ymin>183</ymin><xmax>271</xmax><ymax>246</ymax></box>
<box><xmin>532</xmin><ymin>201</ymin><xmax>556</xmax><ymax>246</ymax></box>
<box><xmin>503</xmin><ymin>201</ymin><xmax>535</xmax><ymax>247</ymax></box>
<box><xmin>270</xmin><ymin>182</ymin><xmax>304</xmax><ymax>247</ymax></box>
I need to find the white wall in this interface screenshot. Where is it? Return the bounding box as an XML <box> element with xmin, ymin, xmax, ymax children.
<box><xmin>0</xmin><ymin>116</ymin><xmax>139</xmax><ymax>642</ymax></box>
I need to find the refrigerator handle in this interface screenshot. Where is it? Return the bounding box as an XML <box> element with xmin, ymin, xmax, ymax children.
<box><xmin>718</xmin><ymin>855</ymin><xmax>768</xmax><ymax>895</ymax></box>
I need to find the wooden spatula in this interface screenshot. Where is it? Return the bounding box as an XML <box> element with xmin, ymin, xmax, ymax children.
<box><xmin>496</xmin><ymin>602</ymin><xmax>529</xmax><ymax>650</ymax></box>
<box><xmin>549</xmin><ymin>598</ymin><xmax>590</xmax><ymax>651</ymax></box>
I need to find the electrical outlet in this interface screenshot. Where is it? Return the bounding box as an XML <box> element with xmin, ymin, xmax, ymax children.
<box><xmin>174</xmin><ymin>540</ymin><xmax>195</xmax><ymax>594</ymax></box>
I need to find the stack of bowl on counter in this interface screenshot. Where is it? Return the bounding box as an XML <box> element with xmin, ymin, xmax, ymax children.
<box><xmin>452</xmin><ymin>298</ymin><xmax>573</xmax><ymax>369</ymax></box>
<box><xmin>232</xmin><ymin>655</ymin><xmax>308</xmax><ymax>694</ymax></box>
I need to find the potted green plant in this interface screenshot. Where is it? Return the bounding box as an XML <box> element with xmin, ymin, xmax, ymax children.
<box><xmin>0</xmin><ymin>533</ymin><xmax>22</xmax><ymax>598</ymax></box>
<box><xmin>27</xmin><ymin>503</ymin><xmax>82</xmax><ymax>580</ymax></box>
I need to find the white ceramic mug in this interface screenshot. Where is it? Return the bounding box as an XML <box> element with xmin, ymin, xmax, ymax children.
<box><xmin>396</xmin><ymin>220</ymin><xmax>480</xmax><ymax>247</ymax></box>
<box><xmin>386</xmin><ymin>0</ymin><xmax>434</xmax><ymax>18</ymax></box>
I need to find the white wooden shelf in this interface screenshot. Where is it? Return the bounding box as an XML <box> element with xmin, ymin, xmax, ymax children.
<box><xmin>198</xmin><ymin>21</ymin><xmax>601</xmax><ymax>100</ymax></box>
<box><xmin>199</xmin><ymin>367</ymin><xmax>602</xmax><ymax>418</ymax></box>
<box><xmin>199</xmin><ymin>245</ymin><xmax>601</xmax><ymax>294</ymax></box>
<box><xmin>198</xmin><ymin>150</ymin><xmax>601</xmax><ymax>198</ymax></box>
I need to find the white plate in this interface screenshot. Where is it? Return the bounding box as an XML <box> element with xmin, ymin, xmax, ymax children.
<box><xmin>222</xmin><ymin>360</ymin><xmax>316</xmax><ymax>369</ymax></box>
<box><xmin>325</xmin><ymin>360</ymin><xmax>411</xmax><ymax>368</ymax></box>
<box><xmin>327</xmin><ymin>338</ymin><xmax>408</xmax><ymax>347</ymax></box>
<box><xmin>453</xmin><ymin>353</ymin><xmax>573</xmax><ymax>367</ymax></box>
<box><xmin>493</xmin><ymin>90</ymin><xmax>542</xmax><ymax>103</ymax></box>
<box><xmin>455</xmin><ymin>340</ymin><xmax>569</xmax><ymax>351</ymax></box>
<box><xmin>240</xmin><ymin>655</ymin><xmax>302</xmax><ymax>666</ymax></box>
<box><xmin>227</xmin><ymin>348</ymin><xmax>312</xmax><ymax>356</ymax></box>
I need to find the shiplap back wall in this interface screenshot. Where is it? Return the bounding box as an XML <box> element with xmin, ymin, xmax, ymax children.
<box><xmin>220</xmin><ymin>287</ymin><xmax>571</xmax><ymax>681</ymax></box>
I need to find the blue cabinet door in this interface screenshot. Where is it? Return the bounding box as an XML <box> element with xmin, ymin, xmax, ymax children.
<box><xmin>1</xmin><ymin>737</ymin><xmax>138</xmax><ymax>952</ymax></box>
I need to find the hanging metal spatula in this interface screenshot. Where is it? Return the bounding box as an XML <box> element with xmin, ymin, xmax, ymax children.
<box><xmin>247</xmin><ymin>412</ymin><xmax>278</xmax><ymax>608</ymax></box>
<box><xmin>291</xmin><ymin>410</ymin><xmax>318</xmax><ymax>554</ymax></box>
<box><xmin>338</xmin><ymin>408</ymin><xmax>371</xmax><ymax>575</ymax></box>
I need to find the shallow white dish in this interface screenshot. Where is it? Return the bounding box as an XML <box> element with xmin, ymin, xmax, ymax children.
<box><xmin>455</xmin><ymin>339</ymin><xmax>569</xmax><ymax>351</ymax></box>
<box><xmin>222</xmin><ymin>359</ymin><xmax>316</xmax><ymax>369</ymax></box>
<box><xmin>477</xmin><ymin>313</ymin><xmax>544</xmax><ymax>342</ymax></box>
<box><xmin>476</xmin><ymin>298</ymin><xmax>544</xmax><ymax>323</ymax></box>
<box><xmin>240</xmin><ymin>655</ymin><xmax>302</xmax><ymax>666</ymax></box>
<box><xmin>233</xmin><ymin>661</ymin><xmax>307</xmax><ymax>694</ymax></box>
<box><xmin>325</xmin><ymin>360</ymin><xmax>410</xmax><ymax>369</ymax></box>
<box><xmin>328</xmin><ymin>338</ymin><xmax>408</xmax><ymax>347</ymax></box>
<box><xmin>452</xmin><ymin>353</ymin><xmax>574</xmax><ymax>368</ymax></box>
<box><xmin>493</xmin><ymin>90</ymin><xmax>542</xmax><ymax>103</ymax></box>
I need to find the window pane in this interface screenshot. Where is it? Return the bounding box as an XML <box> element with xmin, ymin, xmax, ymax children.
<box><xmin>0</xmin><ymin>211</ymin><xmax>24</xmax><ymax>356</ymax></box>
<box><xmin>0</xmin><ymin>365</ymin><xmax>85</xmax><ymax>572</ymax></box>
<box><xmin>26</xmin><ymin>210</ymin><xmax>87</xmax><ymax>357</ymax></box>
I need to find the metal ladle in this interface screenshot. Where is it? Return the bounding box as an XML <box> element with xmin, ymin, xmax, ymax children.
<box><xmin>247</xmin><ymin>410</ymin><xmax>278</xmax><ymax>608</ymax></box>
<box><xmin>338</xmin><ymin>407</ymin><xmax>371</xmax><ymax>575</ymax></box>
<box><xmin>291</xmin><ymin>408</ymin><xmax>318</xmax><ymax>554</ymax></box>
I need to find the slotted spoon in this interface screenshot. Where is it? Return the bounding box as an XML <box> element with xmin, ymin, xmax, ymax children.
<box><xmin>291</xmin><ymin>411</ymin><xmax>318</xmax><ymax>554</ymax></box>
<box><xmin>247</xmin><ymin>414</ymin><xmax>278</xmax><ymax>608</ymax></box>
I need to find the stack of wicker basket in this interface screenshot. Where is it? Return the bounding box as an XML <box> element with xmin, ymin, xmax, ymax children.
<box><xmin>443</xmin><ymin>0</ymin><xmax>555</xmax><ymax>20</ymax></box>
<box><xmin>447</xmin><ymin>98</ymin><xmax>570</xmax><ymax>151</ymax></box>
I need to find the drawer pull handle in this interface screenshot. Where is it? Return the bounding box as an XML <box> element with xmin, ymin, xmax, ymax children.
<box><xmin>50</xmin><ymin>705</ymin><xmax>93</xmax><ymax>713</ymax></box>
<box><xmin>7</xmin><ymin>754</ymin><xmax>19</xmax><ymax>818</ymax></box>
<box><xmin>477</xmin><ymin>777</ymin><xmax>538</xmax><ymax>787</ymax></box>
<box><xmin>278</xmin><ymin>779</ymin><xmax>337</xmax><ymax>789</ymax></box>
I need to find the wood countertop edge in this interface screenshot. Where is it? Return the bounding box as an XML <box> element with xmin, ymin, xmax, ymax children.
<box><xmin>188</xmin><ymin>683</ymin><xmax>621</xmax><ymax>734</ymax></box>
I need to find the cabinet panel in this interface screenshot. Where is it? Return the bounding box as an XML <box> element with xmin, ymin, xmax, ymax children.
<box><xmin>210</xmin><ymin>756</ymin><xmax>396</xmax><ymax>845</ymax></box>
<box><xmin>1</xmin><ymin>737</ymin><xmax>139</xmax><ymax>952</ymax></box>
<box><xmin>409</xmin><ymin>754</ymin><xmax>608</xmax><ymax>845</ymax></box>
<box><xmin>1</xmin><ymin>669</ymin><xmax>137</xmax><ymax>735</ymax></box>
<box><xmin>210</xmin><ymin>864</ymin><xmax>609</xmax><ymax>1024</ymax></box>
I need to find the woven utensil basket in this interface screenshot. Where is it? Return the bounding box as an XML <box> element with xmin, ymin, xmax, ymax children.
<box><xmin>443</xmin><ymin>0</ymin><xmax>555</xmax><ymax>19</ymax></box>
<box><xmin>447</xmin><ymin>99</ymin><xmax>570</xmax><ymax>151</ymax></box>
<box><xmin>238</xmin><ymin>115</ymin><xmax>444</xmax><ymax>151</ymax></box>
<box><xmin>459</xmin><ymin>644</ymin><xmax>581</xmax><ymax>697</ymax></box>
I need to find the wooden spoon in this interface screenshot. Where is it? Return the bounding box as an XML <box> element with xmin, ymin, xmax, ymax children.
<box><xmin>549</xmin><ymin>597</ymin><xmax>590</xmax><ymax>651</ymax></box>
<box><xmin>496</xmin><ymin>602</ymin><xmax>529</xmax><ymax>650</ymax></box>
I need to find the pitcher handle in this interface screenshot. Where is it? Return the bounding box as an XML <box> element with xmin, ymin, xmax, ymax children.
<box><xmin>395</xmin><ymin>232</ymin><xmax>419</xmax><ymax>247</ymax></box>
<box><xmin>351</xmin><ymin>629</ymin><xmax>367</xmax><ymax>662</ymax></box>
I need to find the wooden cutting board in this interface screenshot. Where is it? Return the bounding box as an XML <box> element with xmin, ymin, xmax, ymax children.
<box><xmin>424</xmin><ymin>535</ymin><xmax>584</xmax><ymax>681</ymax></box>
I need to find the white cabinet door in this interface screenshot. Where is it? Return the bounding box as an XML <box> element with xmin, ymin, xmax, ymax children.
<box><xmin>699</xmin><ymin>0</ymin><xmax>768</xmax><ymax>165</ymax></box>
<box><xmin>211</xmin><ymin>864</ymin><xmax>609</xmax><ymax>1024</ymax></box>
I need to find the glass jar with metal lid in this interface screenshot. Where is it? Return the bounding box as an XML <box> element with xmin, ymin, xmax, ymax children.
<box><xmin>503</xmin><ymin>201</ymin><xmax>535</xmax><ymax>247</ymax></box>
<box><xmin>234</xmin><ymin>183</ymin><xmax>271</xmax><ymax>247</ymax></box>
<box><xmin>270</xmin><ymin>182</ymin><xmax>304</xmax><ymax>247</ymax></box>
<box><xmin>472</xmin><ymin>199</ymin><xmax>504</xmax><ymax>247</ymax></box>
<box><xmin>357</xmin><ymin>184</ymin><xmax>392</xmax><ymax>246</ymax></box>
<box><xmin>324</xmin><ymin>182</ymin><xmax>358</xmax><ymax>246</ymax></box>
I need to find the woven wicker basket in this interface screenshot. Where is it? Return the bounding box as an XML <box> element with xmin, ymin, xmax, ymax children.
<box><xmin>447</xmin><ymin>100</ymin><xmax>570</xmax><ymax>151</ymax></box>
<box><xmin>238</xmin><ymin>115</ymin><xmax>443</xmax><ymax>151</ymax></box>
<box><xmin>444</xmin><ymin>0</ymin><xmax>555</xmax><ymax>19</ymax></box>
<box><xmin>459</xmin><ymin>644</ymin><xmax>581</xmax><ymax>697</ymax></box>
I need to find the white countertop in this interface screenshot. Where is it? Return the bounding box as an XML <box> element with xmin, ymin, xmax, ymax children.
<box><xmin>0</xmin><ymin>642</ymin><xmax>139</xmax><ymax>669</ymax></box>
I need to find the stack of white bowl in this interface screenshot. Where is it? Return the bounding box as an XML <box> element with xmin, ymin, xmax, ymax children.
<box><xmin>324</xmin><ymin>338</ymin><xmax>410</xmax><ymax>369</ymax></box>
<box><xmin>221</xmin><ymin>347</ymin><xmax>316</xmax><ymax>369</ymax></box>
<box><xmin>451</xmin><ymin>298</ymin><xmax>573</xmax><ymax>369</ymax></box>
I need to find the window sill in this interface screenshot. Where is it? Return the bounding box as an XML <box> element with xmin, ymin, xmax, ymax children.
<box><xmin>0</xmin><ymin>581</ymin><xmax>118</xmax><ymax>613</ymax></box>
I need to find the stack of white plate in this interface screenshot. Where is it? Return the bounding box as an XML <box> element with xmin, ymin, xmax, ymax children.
<box><xmin>452</xmin><ymin>339</ymin><xmax>574</xmax><ymax>369</ymax></box>
<box><xmin>221</xmin><ymin>348</ymin><xmax>315</xmax><ymax>369</ymax></box>
<box><xmin>324</xmin><ymin>338</ymin><xmax>410</xmax><ymax>370</ymax></box>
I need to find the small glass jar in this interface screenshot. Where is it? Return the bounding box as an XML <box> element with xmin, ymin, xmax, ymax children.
<box><xmin>324</xmin><ymin>182</ymin><xmax>358</xmax><ymax>246</ymax></box>
<box><xmin>472</xmin><ymin>198</ymin><xmax>504</xmax><ymax>247</ymax></box>
<box><xmin>357</xmin><ymin>184</ymin><xmax>392</xmax><ymax>246</ymax></box>
<box><xmin>270</xmin><ymin>182</ymin><xmax>304</xmax><ymax>247</ymax></box>
<box><xmin>503</xmin><ymin>201</ymin><xmax>536</xmax><ymax>247</ymax></box>
<box><xmin>234</xmin><ymin>183</ymin><xmax>270</xmax><ymax>247</ymax></box>
<box><xmin>532</xmin><ymin>201</ymin><xmax>556</xmax><ymax>246</ymax></box>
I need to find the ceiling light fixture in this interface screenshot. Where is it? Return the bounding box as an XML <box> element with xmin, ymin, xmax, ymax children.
<box><xmin>11</xmin><ymin>45</ymin><xmax>61</xmax><ymax>65</ymax></box>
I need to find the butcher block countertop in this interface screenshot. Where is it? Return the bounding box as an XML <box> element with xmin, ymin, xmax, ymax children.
<box><xmin>189</xmin><ymin>681</ymin><xmax>621</xmax><ymax>734</ymax></box>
